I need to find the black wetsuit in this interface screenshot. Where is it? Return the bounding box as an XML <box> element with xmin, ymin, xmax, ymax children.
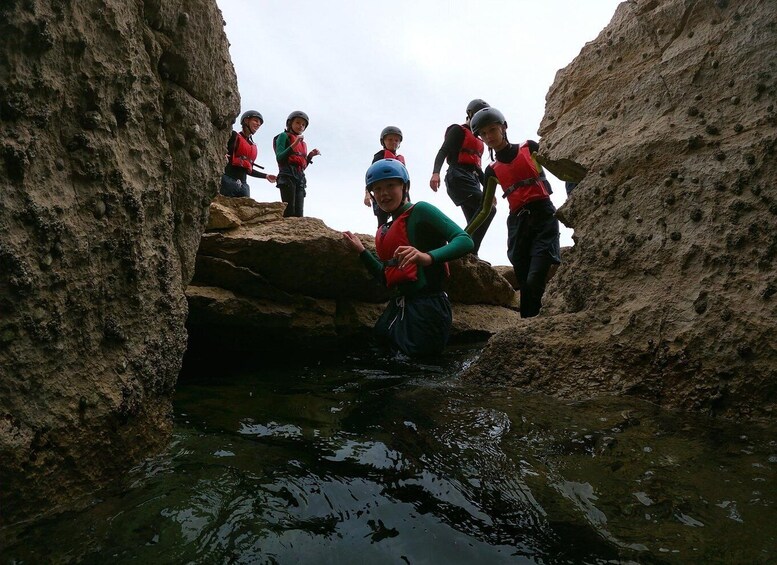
<box><xmin>432</xmin><ymin>124</ymin><xmax>495</xmax><ymax>254</ymax></box>
<box><xmin>484</xmin><ymin>141</ymin><xmax>560</xmax><ymax>318</ymax></box>
<box><xmin>274</xmin><ymin>131</ymin><xmax>310</xmax><ymax>217</ymax></box>
<box><xmin>220</xmin><ymin>131</ymin><xmax>268</xmax><ymax>197</ymax></box>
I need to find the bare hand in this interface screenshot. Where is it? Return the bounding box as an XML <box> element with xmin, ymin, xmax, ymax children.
<box><xmin>308</xmin><ymin>148</ymin><xmax>321</xmax><ymax>158</ymax></box>
<box><xmin>342</xmin><ymin>231</ymin><xmax>365</xmax><ymax>253</ymax></box>
<box><xmin>394</xmin><ymin>245</ymin><xmax>432</xmax><ymax>269</ymax></box>
<box><xmin>429</xmin><ymin>173</ymin><xmax>440</xmax><ymax>192</ymax></box>
<box><xmin>267</xmin><ymin>175</ymin><xmax>277</xmax><ymax>183</ymax></box>
<box><xmin>292</xmin><ymin>135</ymin><xmax>304</xmax><ymax>146</ymax></box>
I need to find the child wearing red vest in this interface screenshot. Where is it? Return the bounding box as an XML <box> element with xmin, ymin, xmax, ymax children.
<box><xmin>221</xmin><ymin>110</ymin><xmax>277</xmax><ymax>198</ymax></box>
<box><xmin>273</xmin><ymin>111</ymin><xmax>320</xmax><ymax>217</ymax></box>
<box><xmin>364</xmin><ymin>126</ymin><xmax>406</xmax><ymax>227</ymax></box>
<box><xmin>344</xmin><ymin>159</ymin><xmax>474</xmax><ymax>357</ymax></box>
<box><xmin>428</xmin><ymin>99</ymin><xmax>496</xmax><ymax>255</ymax></box>
<box><xmin>468</xmin><ymin>107</ymin><xmax>560</xmax><ymax>318</ymax></box>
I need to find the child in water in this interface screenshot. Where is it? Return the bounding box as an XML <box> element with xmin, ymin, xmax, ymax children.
<box><xmin>343</xmin><ymin>159</ymin><xmax>474</xmax><ymax>357</ymax></box>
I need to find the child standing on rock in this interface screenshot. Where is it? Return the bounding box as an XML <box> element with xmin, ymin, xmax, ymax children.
<box><xmin>428</xmin><ymin>99</ymin><xmax>496</xmax><ymax>255</ymax></box>
<box><xmin>343</xmin><ymin>159</ymin><xmax>474</xmax><ymax>357</ymax></box>
<box><xmin>221</xmin><ymin>110</ymin><xmax>277</xmax><ymax>198</ymax></box>
<box><xmin>363</xmin><ymin>126</ymin><xmax>405</xmax><ymax>227</ymax></box>
<box><xmin>274</xmin><ymin>111</ymin><xmax>320</xmax><ymax>217</ymax></box>
<box><xmin>468</xmin><ymin>107</ymin><xmax>560</xmax><ymax>318</ymax></box>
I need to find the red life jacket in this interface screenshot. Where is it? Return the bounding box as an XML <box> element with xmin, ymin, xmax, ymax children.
<box><xmin>375</xmin><ymin>205</ymin><xmax>418</xmax><ymax>288</ymax></box>
<box><xmin>457</xmin><ymin>125</ymin><xmax>484</xmax><ymax>167</ymax></box>
<box><xmin>229</xmin><ymin>132</ymin><xmax>258</xmax><ymax>172</ymax></box>
<box><xmin>491</xmin><ymin>142</ymin><xmax>551</xmax><ymax>214</ymax></box>
<box><xmin>381</xmin><ymin>149</ymin><xmax>405</xmax><ymax>164</ymax></box>
<box><xmin>286</xmin><ymin>132</ymin><xmax>308</xmax><ymax>169</ymax></box>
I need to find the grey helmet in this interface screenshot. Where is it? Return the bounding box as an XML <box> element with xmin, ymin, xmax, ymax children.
<box><xmin>240</xmin><ymin>110</ymin><xmax>263</xmax><ymax>125</ymax></box>
<box><xmin>466</xmin><ymin>99</ymin><xmax>489</xmax><ymax>118</ymax></box>
<box><xmin>286</xmin><ymin>110</ymin><xmax>309</xmax><ymax>128</ymax></box>
<box><xmin>470</xmin><ymin>107</ymin><xmax>507</xmax><ymax>136</ymax></box>
<box><xmin>380</xmin><ymin>126</ymin><xmax>403</xmax><ymax>146</ymax></box>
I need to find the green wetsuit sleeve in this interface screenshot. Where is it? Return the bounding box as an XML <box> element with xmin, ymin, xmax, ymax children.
<box><xmin>465</xmin><ymin>175</ymin><xmax>498</xmax><ymax>236</ymax></box>
<box><xmin>409</xmin><ymin>202</ymin><xmax>474</xmax><ymax>263</ymax></box>
<box><xmin>358</xmin><ymin>249</ymin><xmax>386</xmax><ymax>282</ymax></box>
<box><xmin>274</xmin><ymin>132</ymin><xmax>293</xmax><ymax>161</ymax></box>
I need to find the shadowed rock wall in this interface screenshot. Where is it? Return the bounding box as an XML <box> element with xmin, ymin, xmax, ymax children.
<box><xmin>466</xmin><ymin>0</ymin><xmax>777</xmax><ymax>419</ymax></box>
<box><xmin>0</xmin><ymin>0</ymin><xmax>238</xmax><ymax>523</ymax></box>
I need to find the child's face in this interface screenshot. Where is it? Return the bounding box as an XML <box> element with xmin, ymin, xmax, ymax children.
<box><xmin>370</xmin><ymin>178</ymin><xmax>405</xmax><ymax>213</ymax></box>
<box><xmin>382</xmin><ymin>134</ymin><xmax>401</xmax><ymax>152</ymax></box>
<box><xmin>244</xmin><ymin>116</ymin><xmax>262</xmax><ymax>133</ymax></box>
<box><xmin>290</xmin><ymin>118</ymin><xmax>307</xmax><ymax>134</ymax></box>
<box><xmin>478</xmin><ymin>122</ymin><xmax>506</xmax><ymax>149</ymax></box>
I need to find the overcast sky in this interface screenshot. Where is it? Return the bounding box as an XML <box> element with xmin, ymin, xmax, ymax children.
<box><xmin>216</xmin><ymin>0</ymin><xmax>622</xmax><ymax>265</ymax></box>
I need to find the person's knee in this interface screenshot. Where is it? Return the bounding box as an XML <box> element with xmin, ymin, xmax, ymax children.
<box><xmin>525</xmin><ymin>271</ymin><xmax>544</xmax><ymax>291</ymax></box>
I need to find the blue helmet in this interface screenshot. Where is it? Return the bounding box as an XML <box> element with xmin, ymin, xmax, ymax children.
<box><xmin>365</xmin><ymin>158</ymin><xmax>410</xmax><ymax>191</ymax></box>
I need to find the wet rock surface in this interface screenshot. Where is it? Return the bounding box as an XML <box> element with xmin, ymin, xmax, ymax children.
<box><xmin>465</xmin><ymin>0</ymin><xmax>777</xmax><ymax>420</ymax></box>
<box><xmin>184</xmin><ymin>197</ymin><xmax>520</xmax><ymax>360</ymax></box>
<box><xmin>0</xmin><ymin>0</ymin><xmax>237</xmax><ymax>524</ymax></box>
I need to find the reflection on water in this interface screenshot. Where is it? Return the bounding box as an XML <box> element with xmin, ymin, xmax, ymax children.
<box><xmin>3</xmin><ymin>346</ymin><xmax>776</xmax><ymax>564</ymax></box>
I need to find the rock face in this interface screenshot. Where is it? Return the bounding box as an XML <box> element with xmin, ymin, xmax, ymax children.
<box><xmin>465</xmin><ymin>0</ymin><xmax>777</xmax><ymax>419</ymax></box>
<box><xmin>185</xmin><ymin>197</ymin><xmax>520</xmax><ymax>361</ymax></box>
<box><xmin>0</xmin><ymin>1</ymin><xmax>237</xmax><ymax>523</ymax></box>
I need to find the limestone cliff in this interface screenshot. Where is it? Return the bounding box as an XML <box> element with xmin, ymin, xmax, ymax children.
<box><xmin>184</xmin><ymin>197</ymin><xmax>521</xmax><ymax>364</ymax></box>
<box><xmin>465</xmin><ymin>0</ymin><xmax>777</xmax><ymax>419</ymax></box>
<box><xmin>0</xmin><ymin>0</ymin><xmax>237</xmax><ymax>523</ymax></box>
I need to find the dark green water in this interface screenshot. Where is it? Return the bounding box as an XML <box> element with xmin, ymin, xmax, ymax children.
<box><xmin>3</xmin><ymin>346</ymin><xmax>776</xmax><ymax>564</ymax></box>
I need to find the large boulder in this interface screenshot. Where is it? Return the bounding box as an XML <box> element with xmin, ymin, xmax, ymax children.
<box><xmin>464</xmin><ymin>0</ymin><xmax>777</xmax><ymax>419</ymax></box>
<box><xmin>185</xmin><ymin>196</ymin><xmax>520</xmax><ymax>357</ymax></box>
<box><xmin>0</xmin><ymin>0</ymin><xmax>238</xmax><ymax>523</ymax></box>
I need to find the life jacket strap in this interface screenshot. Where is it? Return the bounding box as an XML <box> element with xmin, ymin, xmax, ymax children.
<box><xmin>502</xmin><ymin>177</ymin><xmax>541</xmax><ymax>198</ymax></box>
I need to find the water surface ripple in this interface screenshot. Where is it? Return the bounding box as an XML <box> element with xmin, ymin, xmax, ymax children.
<box><xmin>3</xmin><ymin>347</ymin><xmax>775</xmax><ymax>564</ymax></box>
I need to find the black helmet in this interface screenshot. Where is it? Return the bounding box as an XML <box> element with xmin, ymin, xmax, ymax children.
<box><xmin>466</xmin><ymin>99</ymin><xmax>489</xmax><ymax>118</ymax></box>
<box><xmin>470</xmin><ymin>107</ymin><xmax>507</xmax><ymax>136</ymax></box>
<box><xmin>240</xmin><ymin>110</ymin><xmax>263</xmax><ymax>125</ymax></box>
<box><xmin>380</xmin><ymin>126</ymin><xmax>403</xmax><ymax>146</ymax></box>
<box><xmin>286</xmin><ymin>110</ymin><xmax>309</xmax><ymax>128</ymax></box>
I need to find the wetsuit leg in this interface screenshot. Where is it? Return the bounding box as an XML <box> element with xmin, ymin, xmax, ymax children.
<box><xmin>279</xmin><ymin>180</ymin><xmax>296</xmax><ymax>217</ymax></box>
<box><xmin>520</xmin><ymin>255</ymin><xmax>553</xmax><ymax>317</ymax></box>
<box><xmin>294</xmin><ymin>182</ymin><xmax>305</xmax><ymax>217</ymax></box>
<box><xmin>507</xmin><ymin>211</ymin><xmax>532</xmax><ymax>315</ymax></box>
<box><xmin>374</xmin><ymin>294</ymin><xmax>452</xmax><ymax>357</ymax></box>
<box><xmin>220</xmin><ymin>174</ymin><xmax>249</xmax><ymax>197</ymax></box>
<box><xmin>508</xmin><ymin>204</ymin><xmax>561</xmax><ymax>317</ymax></box>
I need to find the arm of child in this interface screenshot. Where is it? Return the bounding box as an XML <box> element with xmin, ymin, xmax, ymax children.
<box><xmin>409</xmin><ymin>202</ymin><xmax>474</xmax><ymax>265</ymax></box>
<box><xmin>274</xmin><ymin>132</ymin><xmax>293</xmax><ymax>161</ymax></box>
<box><xmin>465</xmin><ymin>174</ymin><xmax>498</xmax><ymax>236</ymax></box>
<box><xmin>343</xmin><ymin>231</ymin><xmax>385</xmax><ymax>281</ymax></box>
